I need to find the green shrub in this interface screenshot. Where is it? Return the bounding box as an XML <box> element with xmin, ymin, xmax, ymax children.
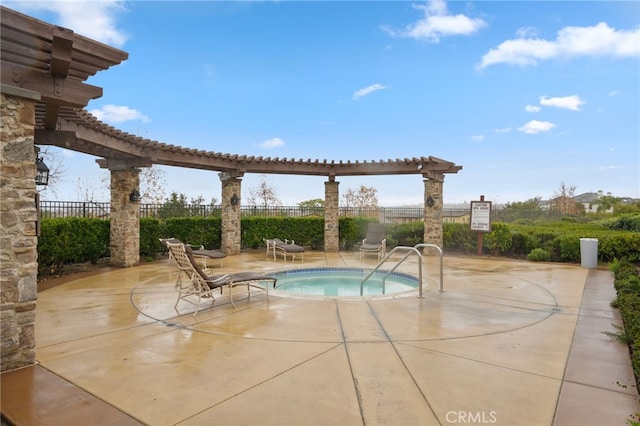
<box><xmin>484</xmin><ymin>223</ymin><xmax>512</xmax><ymax>256</ymax></box>
<box><xmin>602</xmin><ymin>214</ymin><xmax>640</xmax><ymax>232</ymax></box>
<box><xmin>36</xmin><ymin>215</ymin><xmax>640</xmax><ymax>274</ymax></box>
<box><xmin>599</xmin><ymin>233</ymin><xmax>640</xmax><ymax>263</ymax></box>
<box><xmin>510</xmin><ymin>230</ymin><xmax>535</xmax><ymax>257</ymax></box>
<box><xmin>443</xmin><ymin>223</ymin><xmax>475</xmax><ymax>254</ymax></box>
<box><xmin>557</xmin><ymin>234</ymin><xmax>581</xmax><ymax>263</ymax></box>
<box><xmin>340</xmin><ymin>217</ymin><xmax>370</xmax><ymax>249</ymax></box>
<box><xmin>610</xmin><ymin>258</ymin><xmax>640</xmax><ymax>387</ymax></box>
<box><xmin>527</xmin><ymin>248</ymin><xmax>551</xmax><ymax>262</ymax></box>
<box><xmin>140</xmin><ymin>217</ymin><xmax>165</xmax><ymax>256</ymax></box>
<box><xmin>387</xmin><ymin>222</ymin><xmax>425</xmax><ymax>248</ymax></box>
<box><xmin>38</xmin><ymin>218</ymin><xmax>110</xmax><ymax>275</ymax></box>
<box><xmin>165</xmin><ymin>217</ymin><xmax>223</xmax><ymax>249</ymax></box>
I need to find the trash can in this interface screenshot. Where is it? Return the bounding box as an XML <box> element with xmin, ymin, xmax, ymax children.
<box><xmin>580</xmin><ymin>238</ymin><xmax>598</xmax><ymax>268</ymax></box>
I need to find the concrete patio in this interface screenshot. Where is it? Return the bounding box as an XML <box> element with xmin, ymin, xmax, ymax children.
<box><xmin>2</xmin><ymin>251</ymin><xmax>638</xmax><ymax>425</ymax></box>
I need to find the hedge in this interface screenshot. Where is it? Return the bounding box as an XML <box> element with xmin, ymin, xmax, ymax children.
<box><xmin>611</xmin><ymin>259</ymin><xmax>640</xmax><ymax>387</ymax></box>
<box><xmin>38</xmin><ymin>217</ymin><xmax>110</xmax><ymax>275</ymax></box>
<box><xmin>38</xmin><ymin>217</ymin><xmax>640</xmax><ymax>275</ymax></box>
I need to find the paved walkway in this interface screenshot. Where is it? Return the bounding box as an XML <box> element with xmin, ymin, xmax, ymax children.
<box><xmin>2</xmin><ymin>252</ymin><xmax>638</xmax><ymax>425</ymax></box>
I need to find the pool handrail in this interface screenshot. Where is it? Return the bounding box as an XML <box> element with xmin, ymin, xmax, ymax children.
<box><xmin>359</xmin><ymin>244</ymin><xmax>444</xmax><ymax>297</ymax></box>
<box><xmin>360</xmin><ymin>246</ymin><xmax>423</xmax><ymax>297</ymax></box>
<box><xmin>413</xmin><ymin>243</ymin><xmax>444</xmax><ymax>293</ymax></box>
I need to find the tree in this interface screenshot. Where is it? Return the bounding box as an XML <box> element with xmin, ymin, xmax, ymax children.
<box><xmin>616</xmin><ymin>201</ymin><xmax>640</xmax><ymax>214</ymax></box>
<box><xmin>596</xmin><ymin>194</ymin><xmax>618</xmax><ymax>213</ymax></box>
<box><xmin>247</xmin><ymin>175</ymin><xmax>282</xmax><ymax>207</ymax></box>
<box><xmin>155</xmin><ymin>192</ymin><xmax>216</xmax><ymax>218</ymax></box>
<box><xmin>342</xmin><ymin>185</ymin><xmax>378</xmax><ymax>209</ymax></box>
<box><xmin>550</xmin><ymin>182</ymin><xmax>581</xmax><ymax>215</ymax></box>
<box><xmin>504</xmin><ymin>196</ymin><xmax>542</xmax><ymax>210</ymax></box>
<box><xmin>37</xmin><ymin>146</ymin><xmax>67</xmax><ymax>199</ymax></box>
<box><xmin>74</xmin><ymin>174</ymin><xmax>109</xmax><ymax>202</ymax></box>
<box><xmin>298</xmin><ymin>198</ymin><xmax>324</xmax><ymax>208</ymax></box>
<box><xmin>140</xmin><ymin>166</ymin><xmax>167</xmax><ymax>204</ymax></box>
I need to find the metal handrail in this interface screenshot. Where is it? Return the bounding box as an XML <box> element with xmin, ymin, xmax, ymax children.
<box><xmin>360</xmin><ymin>246</ymin><xmax>423</xmax><ymax>297</ymax></box>
<box><xmin>413</xmin><ymin>243</ymin><xmax>444</xmax><ymax>293</ymax></box>
<box><xmin>359</xmin><ymin>243</ymin><xmax>444</xmax><ymax>297</ymax></box>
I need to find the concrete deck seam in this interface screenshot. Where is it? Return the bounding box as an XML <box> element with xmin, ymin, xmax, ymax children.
<box><xmin>397</xmin><ymin>341</ymin><xmax>562</xmax><ymax>382</ymax></box>
<box><xmin>335</xmin><ymin>299</ymin><xmax>367</xmax><ymax>425</ymax></box>
<box><xmin>175</xmin><ymin>343</ymin><xmax>345</xmax><ymax>425</ymax></box>
<box><xmin>364</xmin><ymin>300</ymin><xmax>441</xmax><ymax>425</ymax></box>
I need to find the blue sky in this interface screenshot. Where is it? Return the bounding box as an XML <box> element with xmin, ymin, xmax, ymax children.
<box><xmin>8</xmin><ymin>0</ymin><xmax>640</xmax><ymax>206</ymax></box>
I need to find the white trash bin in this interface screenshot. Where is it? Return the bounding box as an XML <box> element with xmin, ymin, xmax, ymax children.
<box><xmin>580</xmin><ymin>238</ymin><xmax>598</xmax><ymax>269</ymax></box>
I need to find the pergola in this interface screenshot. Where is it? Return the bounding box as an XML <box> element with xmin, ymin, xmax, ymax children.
<box><xmin>1</xmin><ymin>6</ymin><xmax>462</xmax><ymax>264</ymax></box>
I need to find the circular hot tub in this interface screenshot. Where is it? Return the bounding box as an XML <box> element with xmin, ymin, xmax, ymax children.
<box><xmin>270</xmin><ymin>267</ymin><xmax>419</xmax><ymax>297</ymax></box>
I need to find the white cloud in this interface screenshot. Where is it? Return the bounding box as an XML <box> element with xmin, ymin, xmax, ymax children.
<box><xmin>608</xmin><ymin>90</ymin><xmax>621</xmax><ymax>97</ymax></box>
<box><xmin>478</xmin><ymin>22</ymin><xmax>640</xmax><ymax>69</ymax></box>
<box><xmin>259</xmin><ymin>138</ymin><xmax>285</xmax><ymax>149</ymax></box>
<box><xmin>352</xmin><ymin>84</ymin><xmax>388</xmax><ymax>100</ymax></box>
<box><xmin>382</xmin><ymin>0</ymin><xmax>486</xmax><ymax>43</ymax></box>
<box><xmin>90</xmin><ymin>105</ymin><xmax>149</xmax><ymax>124</ymax></box>
<box><xmin>525</xmin><ymin>105</ymin><xmax>541</xmax><ymax>113</ymax></box>
<box><xmin>518</xmin><ymin>120</ymin><xmax>556</xmax><ymax>134</ymax></box>
<box><xmin>471</xmin><ymin>134</ymin><xmax>484</xmax><ymax>142</ymax></box>
<box><xmin>598</xmin><ymin>165</ymin><xmax>625</xmax><ymax>171</ymax></box>
<box><xmin>516</xmin><ymin>26</ymin><xmax>539</xmax><ymax>39</ymax></box>
<box><xmin>539</xmin><ymin>95</ymin><xmax>585</xmax><ymax>111</ymax></box>
<box><xmin>495</xmin><ymin>127</ymin><xmax>512</xmax><ymax>133</ymax></box>
<box><xmin>9</xmin><ymin>1</ymin><xmax>129</xmax><ymax>47</ymax></box>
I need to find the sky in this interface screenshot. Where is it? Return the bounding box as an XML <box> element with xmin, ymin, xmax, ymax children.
<box><xmin>7</xmin><ymin>0</ymin><xmax>640</xmax><ymax>206</ymax></box>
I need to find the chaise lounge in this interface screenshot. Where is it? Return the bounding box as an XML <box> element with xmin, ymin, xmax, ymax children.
<box><xmin>264</xmin><ymin>238</ymin><xmax>305</xmax><ymax>262</ymax></box>
<box><xmin>160</xmin><ymin>237</ymin><xmax>226</xmax><ymax>269</ymax></box>
<box><xmin>166</xmin><ymin>241</ymin><xmax>276</xmax><ymax>316</ymax></box>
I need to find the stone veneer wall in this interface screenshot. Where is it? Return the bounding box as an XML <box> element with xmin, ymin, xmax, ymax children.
<box><xmin>109</xmin><ymin>169</ymin><xmax>140</xmax><ymax>267</ymax></box>
<box><xmin>1</xmin><ymin>90</ymin><xmax>39</xmax><ymax>371</ymax></box>
<box><xmin>423</xmin><ymin>177</ymin><xmax>444</xmax><ymax>250</ymax></box>
<box><xmin>324</xmin><ymin>180</ymin><xmax>340</xmax><ymax>252</ymax></box>
<box><xmin>221</xmin><ymin>177</ymin><xmax>241</xmax><ymax>255</ymax></box>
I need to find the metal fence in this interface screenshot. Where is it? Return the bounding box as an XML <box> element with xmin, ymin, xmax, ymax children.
<box><xmin>39</xmin><ymin>200</ymin><xmax>567</xmax><ymax>223</ymax></box>
<box><xmin>40</xmin><ymin>201</ymin><xmax>111</xmax><ymax>219</ymax></box>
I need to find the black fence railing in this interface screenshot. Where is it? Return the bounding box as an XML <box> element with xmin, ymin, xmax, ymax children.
<box><xmin>40</xmin><ymin>201</ymin><xmax>111</xmax><ymax>219</ymax></box>
<box><xmin>39</xmin><ymin>201</ymin><xmax>566</xmax><ymax>223</ymax></box>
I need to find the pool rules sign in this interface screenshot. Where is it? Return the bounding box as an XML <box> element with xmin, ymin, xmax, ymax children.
<box><xmin>470</xmin><ymin>199</ymin><xmax>492</xmax><ymax>232</ymax></box>
<box><xmin>470</xmin><ymin>196</ymin><xmax>492</xmax><ymax>255</ymax></box>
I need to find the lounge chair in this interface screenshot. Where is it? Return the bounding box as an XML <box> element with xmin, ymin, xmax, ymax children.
<box><xmin>166</xmin><ymin>242</ymin><xmax>275</xmax><ymax>316</ymax></box>
<box><xmin>159</xmin><ymin>237</ymin><xmax>226</xmax><ymax>269</ymax></box>
<box><xmin>359</xmin><ymin>223</ymin><xmax>386</xmax><ymax>261</ymax></box>
<box><xmin>264</xmin><ymin>238</ymin><xmax>304</xmax><ymax>262</ymax></box>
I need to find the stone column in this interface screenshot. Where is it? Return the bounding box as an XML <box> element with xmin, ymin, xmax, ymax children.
<box><xmin>423</xmin><ymin>175</ymin><xmax>444</xmax><ymax>250</ymax></box>
<box><xmin>220</xmin><ymin>174</ymin><xmax>241</xmax><ymax>255</ymax></box>
<box><xmin>109</xmin><ymin>168</ymin><xmax>140</xmax><ymax>267</ymax></box>
<box><xmin>1</xmin><ymin>87</ymin><xmax>40</xmax><ymax>371</ymax></box>
<box><xmin>324</xmin><ymin>179</ymin><xmax>340</xmax><ymax>252</ymax></box>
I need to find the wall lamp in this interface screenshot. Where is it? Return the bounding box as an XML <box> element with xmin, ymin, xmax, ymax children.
<box><xmin>230</xmin><ymin>194</ymin><xmax>239</xmax><ymax>206</ymax></box>
<box><xmin>426</xmin><ymin>196</ymin><xmax>435</xmax><ymax>207</ymax></box>
<box><xmin>129</xmin><ymin>189</ymin><xmax>141</xmax><ymax>202</ymax></box>
<box><xmin>35</xmin><ymin>157</ymin><xmax>50</xmax><ymax>187</ymax></box>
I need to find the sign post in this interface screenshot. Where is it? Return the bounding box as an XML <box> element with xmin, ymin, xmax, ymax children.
<box><xmin>470</xmin><ymin>195</ymin><xmax>492</xmax><ymax>256</ymax></box>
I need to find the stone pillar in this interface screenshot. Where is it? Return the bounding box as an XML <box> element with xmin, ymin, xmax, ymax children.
<box><xmin>109</xmin><ymin>169</ymin><xmax>140</xmax><ymax>267</ymax></box>
<box><xmin>324</xmin><ymin>179</ymin><xmax>340</xmax><ymax>252</ymax></box>
<box><xmin>423</xmin><ymin>175</ymin><xmax>444</xmax><ymax>250</ymax></box>
<box><xmin>1</xmin><ymin>87</ymin><xmax>40</xmax><ymax>371</ymax></box>
<box><xmin>220</xmin><ymin>174</ymin><xmax>241</xmax><ymax>255</ymax></box>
